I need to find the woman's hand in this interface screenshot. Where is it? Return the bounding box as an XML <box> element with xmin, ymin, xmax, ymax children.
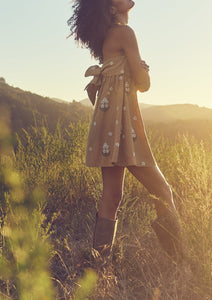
<box><xmin>140</xmin><ymin>60</ymin><xmax>149</xmax><ymax>72</ymax></box>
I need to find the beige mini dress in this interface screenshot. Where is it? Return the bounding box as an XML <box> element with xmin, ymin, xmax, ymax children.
<box><xmin>84</xmin><ymin>54</ymin><xmax>157</xmax><ymax>168</ymax></box>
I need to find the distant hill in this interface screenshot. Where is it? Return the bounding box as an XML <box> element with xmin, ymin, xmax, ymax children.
<box><xmin>80</xmin><ymin>98</ymin><xmax>92</xmax><ymax>107</ymax></box>
<box><xmin>0</xmin><ymin>82</ymin><xmax>93</xmax><ymax>136</ymax></box>
<box><xmin>51</xmin><ymin>97</ymin><xmax>69</xmax><ymax>104</ymax></box>
<box><xmin>139</xmin><ymin>103</ymin><xmax>212</xmax><ymax>141</ymax></box>
<box><xmin>140</xmin><ymin>103</ymin><xmax>212</xmax><ymax>123</ymax></box>
<box><xmin>139</xmin><ymin>102</ymin><xmax>153</xmax><ymax>110</ymax></box>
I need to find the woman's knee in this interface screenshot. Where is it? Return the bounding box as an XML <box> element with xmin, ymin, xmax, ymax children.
<box><xmin>101</xmin><ymin>166</ymin><xmax>125</xmax><ymax>204</ymax></box>
<box><xmin>155</xmin><ymin>183</ymin><xmax>176</xmax><ymax>212</ymax></box>
<box><xmin>102</xmin><ymin>189</ymin><xmax>123</xmax><ymax>208</ymax></box>
<box><xmin>160</xmin><ymin>183</ymin><xmax>173</xmax><ymax>201</ymax></box>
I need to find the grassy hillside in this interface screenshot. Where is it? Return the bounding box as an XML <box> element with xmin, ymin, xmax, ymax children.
<box><xmin>1</xmin><ymin>80</ymin><xmax>212</xmax><ymax>298</ymax></box>
<box><xmin>0</xmin><ymin>82</ymin><xmax>93</xmax><ymax>135</ymax></box>
<box><xmin>0</xmin><ymin>116</ymin><xmax>211</xmax><ymax>299</ymax></box>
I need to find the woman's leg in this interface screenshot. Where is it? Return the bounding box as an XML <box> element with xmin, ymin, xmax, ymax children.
<box><xmin>126</xmin><ymin>164</ymin><xmax>176</xmax><ymax>216</ymax></box>
<box><xmin>92</xmin><ymin>166</ymin><xmax>126</xmax><ymax>258</ymax></box>
<box><xmin>98</xmin><ymin>165</ymin><xmax>126</xmax><ymax>220</ymax></box>
<box><xmin>127</xmin><ymin>164</ymin><xmax>185</xmax><ymax>260</ymax></box>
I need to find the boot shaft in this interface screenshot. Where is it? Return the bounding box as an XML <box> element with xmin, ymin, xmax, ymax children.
<box><xmin>93</xmin><ymin>212</ymin><xmax>118</xmax><ymax>257</ymax></box>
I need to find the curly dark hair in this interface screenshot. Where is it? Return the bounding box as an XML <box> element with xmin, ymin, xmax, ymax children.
<box><xmin>67</xmin><ymin>0</ymin><xmax>117</xmax><ymax>64</ymax></box>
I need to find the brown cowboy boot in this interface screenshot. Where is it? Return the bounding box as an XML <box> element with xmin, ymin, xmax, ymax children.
<box><xmin>92</xmin><ymin>212</ymin><xmax>118</xmax><ymax>263</ymax></box>
<box><xmin>151</xmin><ymin>207</ymin><xmax>186</xmax><ymax>262</ymax></box>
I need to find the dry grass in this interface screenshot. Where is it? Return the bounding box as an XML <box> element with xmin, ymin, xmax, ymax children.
<box><xmin>0</xmin><ymin>120</ymin><xmax>211</xmax><ymax>299</ymax></box>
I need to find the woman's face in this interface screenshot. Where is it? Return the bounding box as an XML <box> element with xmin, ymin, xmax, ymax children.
<box><xmin>111</xmin><ymin>0</ymin><xmax>135</xmax><ymax>14</ymax></box>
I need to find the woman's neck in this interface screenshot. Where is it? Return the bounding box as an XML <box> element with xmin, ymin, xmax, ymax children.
<box><xmin>114</xmin><ymin>13</ymin><xmax>128</xmax><ymax>25</ymax></box>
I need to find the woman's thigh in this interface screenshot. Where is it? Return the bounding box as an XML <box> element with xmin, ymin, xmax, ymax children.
<box><xmin>101</xmin><ymin>166</ymin><xmax>126</xmax><ymax>198</ymax></box>
<box><xmin>126</xmin><ymin>164</ymin><xmax>171</xmax><ymax>200</ymax></box>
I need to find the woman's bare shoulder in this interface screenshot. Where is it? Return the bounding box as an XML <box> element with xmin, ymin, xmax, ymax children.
<box><xmin>107</xmin><ymin>24</ymin><xmax>135</xmax><ymax>36</ymax></box>
<box><xmin>102</xmin><ymin>25</ymin><xmax>138</xmax><ymax>60</ymax></box>
<box><xmin>104</xmin><ymin>25</ymin><xmax>136</xmax><ymax>48</ymax></box>
<box><xmin>109</xmin><ymin>25</ymin><xmax>138</xmax><ymax>48</ymax></box>
<box><xmin>119</xmin><ymin>25</ymin><xmax>138</xmax><ymax>41</ymax></box>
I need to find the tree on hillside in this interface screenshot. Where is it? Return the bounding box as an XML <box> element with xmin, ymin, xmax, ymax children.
<box><xmin>0</xmin><ymin>77</ymin><xmax>6</xmax><ymax>84</ymax></box>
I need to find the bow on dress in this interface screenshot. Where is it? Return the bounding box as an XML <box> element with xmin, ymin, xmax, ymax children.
<box><xmin>84</xmin><ymin>65</ymin><xmax>103</xmax><ymax>105</ymax></box>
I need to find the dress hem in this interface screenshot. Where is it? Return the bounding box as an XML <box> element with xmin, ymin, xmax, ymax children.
<box><xmin>85</xmin><ymin>161</ymin><xmax>157</xmax><ymax>168</ymax></box>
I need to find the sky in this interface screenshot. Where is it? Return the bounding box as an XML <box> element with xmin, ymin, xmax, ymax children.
<box><xmin>0</xmin><ymin>0</ymin><xmax>212</xmax><ymax>108</ymax></box>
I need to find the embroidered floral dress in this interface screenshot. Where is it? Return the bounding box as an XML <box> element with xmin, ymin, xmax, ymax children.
<box><xmin>84</xmin><ymin>54</ymin><xmax>157</xmax><ymax>167</ymax></box>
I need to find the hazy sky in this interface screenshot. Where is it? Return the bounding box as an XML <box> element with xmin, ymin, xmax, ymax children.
<box><xmin>1</xmin><ymin>0</ymin><xmax>211</xmax><ymax>108</ymax></box>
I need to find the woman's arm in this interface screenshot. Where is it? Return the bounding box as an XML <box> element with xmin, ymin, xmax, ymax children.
<box><xmin>118</xmin><ymin>25</ymin><xmax>151</xmax><ymax>92</ymax></box>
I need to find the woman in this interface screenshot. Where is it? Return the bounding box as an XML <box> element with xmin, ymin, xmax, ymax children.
<box><xmin>67</xmin><ymin>0</ymin><xmax>185</xmax><ymax>263</ymax></box>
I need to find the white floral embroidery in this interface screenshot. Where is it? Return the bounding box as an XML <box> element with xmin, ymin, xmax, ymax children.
<box><xmin>108</xmin><ymin>132</ymin><xmax>113</xmax><ymax>136</ymax></box>
<box><xmin>109</xmin><ymin>86</ymin><xmax>113</xmax><ymax>91</ymax></box>
<box><xmin>119</xmin><ymin>75</ymin><xmax>123</xmax><ymax>80</ymax></box>
<box><xmin>115</xmin><ymin>120</ymin><xmax>119</xmax><ymax>125</ymax></box>
<box><xmin>133</xmin><ymin>116</ymin><xmax>137</xmax><ymax>120</ymax></box>
<box><xmin>131</xmin><ymin>128</ymin><xmax>137</xmax><ymax>141</ymax></box>
<box><xmin>120</xmin><ymin>69</ymin><xmax>124</xmax><ymax>74</ymax></box>
<box><xmin>125</xmin><ymin>82</ymin><xmax>130</xmax><ymax>93</ymax></box>
<box><xmin>102</xmin><ymin>143</ymin><xmax>110</xmax><ymax>156</ymax></box>
<box><xmin>133</xmin><ymin>152</ymin><xmax>135</xmax><ymax>157</ymax></box>
<box><xmin>141</xmin><ymin>161</ymin><xmax>146</xmax><ymax>166</ymax></box>
<box><xmin>123</xmin><ymin>106</ymin><xmax>126</xmax><ymax>111</ymax></box>
<box><xmin>89</xmin><ymin>147</ymin><xmax>93</xmax><ymax>151</ymax></box>
<box><xmin>109</xmin><ymin>61</ymin><xmax>114</xmax><ymax>65</ymax></box>
<box><xmin>93</xmin><ymin>121</ymin><xmax>97</xmax><ymax>126</ymax></box>
<box><xmin>115</xmin><ymin>142</ymin><xmax>119</xmax><ymax>147</ymax></box>
<box><xmin>100</xmin><ymin>97</ymin><xmax>110</xmax><ymax>111</ymax></box>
